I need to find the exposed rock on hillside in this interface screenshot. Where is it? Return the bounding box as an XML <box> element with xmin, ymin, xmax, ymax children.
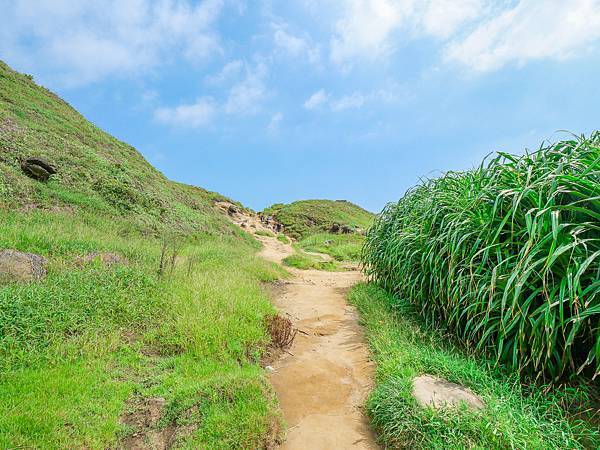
<box><xmin>0</xmin><ymin>249</ymin><xmax>48</xmax><ymax>283</ymax></box>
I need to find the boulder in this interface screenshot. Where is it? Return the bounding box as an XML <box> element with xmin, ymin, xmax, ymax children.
<box><xmin>0</xmin><ymin>249</ymin><xmax>48</xmax><ymax>283</ymax></box>
<box><xmin>412</xmin><ymin>374</ymin><xmax>484</xmax><ymax>410</ymax></box>
<box><xmin>330</xmin><ymin>223</ymin><xmax>341</xmax><ymax>233</ymax></box>
<box><xmin>21</xmin><ymin>157</ymin><xmax>57</xmax><ymax>182</ymax></box>
<box><xmin>341</xmin><ymin>225</ymin><xmax>353</xmax><ymax>234</ymax></box>
<box><xmin>227</xmin><ymin>204</ymin><xmax>239</xmax><ymax>216</ymax></box>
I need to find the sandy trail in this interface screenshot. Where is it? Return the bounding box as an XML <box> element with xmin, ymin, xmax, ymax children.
<box><xmin>254</xmin><ymin>234</ymin><xmax>378</xmax><ymax>449</ymax></box>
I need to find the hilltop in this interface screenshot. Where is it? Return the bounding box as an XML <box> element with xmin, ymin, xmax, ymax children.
<box><xmin>262</xmin><ymin>199</ymin><xmax>374</xmax><ymax>239</ymax></box>
<box><xmin>261</xmin><ymin>199</ymin><xmax>375</xmax><ymax>267</ymax></box>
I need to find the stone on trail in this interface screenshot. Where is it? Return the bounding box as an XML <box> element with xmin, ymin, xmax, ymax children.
<box><xmin>0</xmin><ymin>249</ymin><xmax>48</xmax><ymax>283</ymax></box>
<box><xmin>412</xmin><ymin>374</ymin><xmax>485</xmax><ymax>410</ymax></box>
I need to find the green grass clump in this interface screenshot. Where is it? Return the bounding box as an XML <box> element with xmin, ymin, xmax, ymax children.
<box><xmin>0</xmin><ymin>210</ymin><xmax>286</xmax><ymax>448</ymax></box>
<box><xmin>298</xmin><ymin>232</ymin><xmax>364</xmax><ymax>261</ymax></box>
<box><xmin>362</xmin><ymin>133</ymin><xmax>600</xmax><ymax>381</ymax></box>
<box><xmin>263</xmin><ymin>199</ymin><xmax>373</xmax><ymax>239</ymax></box>
<box><xmin>282</xmin><ymin>253</ymin><xmax>339</xmax><ymax>271</ymax></box>
<box><xmin>350</xmin><ymin>283</ymin><xmax>599</xmax><ymax>449</ymax></box>
<box><xmin>276</xmin><ymin>234</ymin><xmax>289</xmax><ymax>244</ymax></box>
<box><xmin>255</xmin><ymin>230</ymin><xmax>275</xmax><ymax>237</ymax></box>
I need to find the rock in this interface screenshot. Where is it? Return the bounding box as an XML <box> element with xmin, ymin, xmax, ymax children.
<box><xmin>227</xmin><ymin>204</ymin><xmax>239</xmax><ymax>216</ymax></box>
<box><xmin>412</xmin><ymin>374</ymin><xmax>485</xmax><ymax>410</ymax></box>
<box><xmin>341</xmin><ymin>225</ymin><xmax>353</xmax><ymax>234</ymax></box>
<box><xmin>21</xmin><ymin>157</ymin><xmax>57</xmax><ymax>182</ymax></box>
<box><xmin>330</xmin><ymin>223</ymin><xmax>341</xmax><ymax>233</ymax></box>
<box><xmin>77</xmin><ymin>252</ymin><xmax>127</xmax><ymax>267</ymax></box>
<box><xmin>0</xmin><ymin>249</ymin><xmax>48</xmax><ymax>283</ymax></box>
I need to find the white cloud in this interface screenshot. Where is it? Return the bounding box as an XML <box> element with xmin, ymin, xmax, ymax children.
<box><xmin>445</xmin><ymin>0</ymin><xmax>600</xmax><ymax>72</ymax></box>
<box><xmin>421</xmin><ymin>0</ymin><xmax>483</xmax><ymax>38</ymax></box>
<box><xmin>330</xmin><ymin>0</ymin><xmax>407</xmax><ymax>67</ymax></box>
<box><xmin>305</xmin><ymin>85</ymin><xmax>405</xmax><ymax>112</ymax></box>
<box><xmin>154</xmin><ymin>97</ymin><xmax>216</xmax><ymax>128</ymax></box>
<box><xmin>304</xmin><ymin>89</ymin><xmax>329</xmax><ymax>109</ymax></box>
<box><xmin>272</xmin><ymin>22</ymin><xmax>321</xmax><ymax>65</ymax></box>
<box><xmin>0</xmin><ymin>0</ymin><xmax>225</xmax><ymax>86</ymax></box>
<box><xmin>205</xmin><ymin>59</ymin><xmax>243</xmax><ymax>85</ymax></box>
<box><xmin>327</xmin><ymin>0</ymin><xmax>600</xmax><ymax>73</ymax></box>
<box><xmin>224</xmin><ymin>62</ymin><xmax>269</xmax><ymax>114</ymax></box>
<box><xmin>155</xmin><ymin>60</ymin><xmax>270</xmax><ymax>127</ymax></box>
<box><xmin>327</xmin><ymin>0</ymin><xmax>486</xmax><ymax>67</ymax></box>
<box><xmin>330</xmin><ymin>92</ymin><xmax>365</xmax><ymax>111</ymax></box>
<box><xmin>267</xmin><ymin>112</ymin><xmax>284</xmax><ymax>132</ymax></box>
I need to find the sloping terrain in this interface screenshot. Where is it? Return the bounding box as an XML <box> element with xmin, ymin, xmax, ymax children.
<box><xmin>0</xmin><ymin>60</ymin><xmax>239</xmax><ymax>235</ymax></box>
<box><xmin>0</xmin><ymin>61</ymin><xmax>285</xmax><ymax>448</ymax></box>
<box><xmin>262</xmin><ymin>199</ymin><xmax>373</xmax><ymax>239</ymax></box>
<box><xmin>262</xmin><ymin>199</ymin><xmax>374</xmax><ymax>265</ymax></box>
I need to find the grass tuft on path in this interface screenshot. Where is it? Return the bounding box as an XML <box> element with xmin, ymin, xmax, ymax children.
<box><xmin>282</xmin><ymin>252</ymin><xmax>339</xmax><ymax>271</ymax></box>
<box><xmin>349</xmin><ymin>283</ymin><xmax>599</xmax><ymax>449</ymax></box>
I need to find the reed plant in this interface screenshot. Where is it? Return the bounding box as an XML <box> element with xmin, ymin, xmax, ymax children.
<box><xmin>362</xmin><ymin>133</ymin><xmax>600</xmax><ymax>381</ymax></box>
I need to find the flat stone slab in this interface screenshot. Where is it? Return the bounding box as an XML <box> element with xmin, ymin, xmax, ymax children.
<box><xmin>0</xmin><ymin>249</ymin><xmax>48</xmax><ymax>283</ymax></box>
<box><xmin>412</xmin><ymin>374</ymin><xmax>485</xmax><ymax>410</ymax></box>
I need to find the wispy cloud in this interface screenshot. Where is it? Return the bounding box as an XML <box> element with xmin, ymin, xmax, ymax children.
<box><xmin>272</xmin><ymin>22</ymin><xmax>321</xmax><ymax>65</ymax></box>
<box><xmin>154</xmin><ymin>97</ymin><xmax>216</xmax><ymax>128</ymax></box>
<box><xmin>0</xmin><ymin>0</ymin><xmax>225</xmax><ymax>86</ymax></box>
<box><xmin>205</xmin><ymin>59</ymin><xmax>243</xmax><ymax>85</ymax></box>
<box><xmin>156</xmin><ymin>60</ymin><xmax>270</xmax><ymax>127</ymax></box>
<box><xmin>327</xmin><ymin>0</ymin><xmax>600</xmax><ymax>73</ymax></box>
<box><xmin>267</xmin><ymin>112</ymin><xmax>284</xmax><ymax>132</ymax></box>
<box><xmin>304</xmin><ymin>85</ymin><xmax>405</xmax><ymax>112</ymax></box>
<box><xmin>445</xmin><ymin>0</ymin><xmax>600</xmax><ymax>72</ymax></box>
<box><xmin>304</xmin><ymin>89</ymin><xmax>328</xmax><ymax>110</ymax></box>
<box><xmin>224</xmin><ymin>62</ymin><xmax>269</xmax><ymax>114</ymax></box>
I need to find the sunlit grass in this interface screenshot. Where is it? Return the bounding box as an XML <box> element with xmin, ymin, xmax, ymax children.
<box><xmin>350</xmin><ymin>283</ymin><xmax>599</xmax><ymax>449</ymax></box>
<box><xmin>362</xmin><ymin>133</ymin><xmax>600</xmax><ymax>382</ymax></box>
<box><xmin>0</xmin><ymin>210</ymin><xmax>286</xmax><ymax>448</ymax></box>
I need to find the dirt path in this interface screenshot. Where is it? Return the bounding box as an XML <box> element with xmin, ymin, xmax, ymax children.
<box><xmin>255</xmin><ymin>234</ymin><xmax>378</xmax><ymax>449</ymax></box>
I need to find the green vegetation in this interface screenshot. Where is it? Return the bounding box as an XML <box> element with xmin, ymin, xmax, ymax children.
<box><xmin>255</xmin><ymin>230</ymin><xmax>275</xmax><ymax>237</ymax></box>
<box><xmin>0</xmin><ymin>61</ymin><xmax>286</xmax><ymax>448</ymax></box>
<box><xmin>263</xmin><ymin>199</ymin><xmax>373</xmax><ymax>239</ymax></box>
<box><xmin>0</xmin><ymin>60</ymin><xmax>237</xmax><ymax>233</ymax></box>
<box><xmin>363</xmin><ymin>134</ymin><xmax>599</xmax><ymax>381</ymax></box>
<box><xmin>349</xmin><ymin>284</ymin><xmax>598</xmax><ymax>449</ymax></box>
<box><xmin>263</xmin><ymin>199</ymin><xmax>373</xmax><ymax>262</ymax></box>
<box><xmin>282</xmin><ymin>252</ymin><xmax>339</xmax><ymax>271</ymax></box>
<box><xmin>276</xmin><ymin>234</ymin><xmax>289</xmax><ymax>244</ymax></box>
<box><xmin>297</xmin><ymin>232</ymin><xmax>364</xmax><ymax>262</ymax></box>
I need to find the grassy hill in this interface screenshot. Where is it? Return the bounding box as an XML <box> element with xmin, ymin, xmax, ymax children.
<box><xmin>263</xmin><ymin>199</ymin><xmax>373</xmax><ymax>239</ymax></box>
<box><xmin>0</xmin><ymin>61</ymin><xmax>285</xmax><ymax>448</ymax></box>
<box><xmin>263</xmin><ymin>199</ymin><xmax>374</xmax><ymax>266</ymax></box>
<box><xmin>0</xmin><ymin>60</ymin><xmax>242</xmax><ymax>235</ymax></box>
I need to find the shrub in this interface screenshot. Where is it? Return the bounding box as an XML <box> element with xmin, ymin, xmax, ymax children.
<box><xmin>362</xmin><ymin>133</ymin><xmax>600</xmax><ymax>381</ymax></box>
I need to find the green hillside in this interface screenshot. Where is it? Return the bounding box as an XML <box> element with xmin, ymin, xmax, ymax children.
<box><xmin>0</xmin><ymin>61</ymin><xmax>285</xmax><ymax>448</ymax></box>
<box><xmin>0</xmin><ymin>60</ymin><xmax>239</xmax><ymax>235</ymax></box>
<box><xmin>263</xmin><ymin>199</ymin><xmax>374</xmax><ymax>266</ymax></box>
<box><xmin>263</xmin><ymin>199</ymin><xmax>373</xmax><ymax>239</ymax></box>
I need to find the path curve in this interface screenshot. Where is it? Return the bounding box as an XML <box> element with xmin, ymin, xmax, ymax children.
<box><xmin>256</xmin><ymin>234</ymin><xmax>378</xmax><ymax>449</ymax></box>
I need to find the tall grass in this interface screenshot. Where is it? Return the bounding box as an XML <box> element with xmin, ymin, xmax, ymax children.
<box><xmin>362</xmin><ymin>133</ymin><xmax>600</xmax><ymax>381</ymax></box>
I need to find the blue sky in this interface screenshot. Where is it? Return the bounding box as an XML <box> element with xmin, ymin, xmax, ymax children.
<box><xmin>1</xmin><ymin>0</ymin><xmax>599</xmax><ymax>212</ymax></box>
